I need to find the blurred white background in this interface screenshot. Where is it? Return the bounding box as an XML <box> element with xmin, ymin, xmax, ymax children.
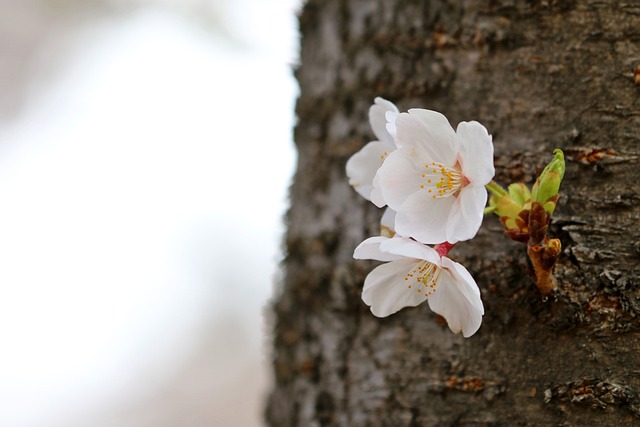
<box><xmin>0</xmin><ymin>0</ymin><xmax>299</xmax><ymax>426</ymax></box>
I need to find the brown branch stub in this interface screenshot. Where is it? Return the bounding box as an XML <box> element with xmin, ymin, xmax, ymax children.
<box><xmin>445</xmin><ymin>376</ymin><xmax>485</xmax><ymax>392</ymax></box>
<box><xmin>527</xmin><ymin>202</ymin><xmax>549</xmax><ymax>246</ymax></box>
<box><xmin>527</xmin><ymin>242</ymin><xmax>558</xmax><ymax>296</ymax></box>
<box><xmin>527</xmin><ymin>202</ymin><xmax>560</xmax><ymax>296</ymax></box>
<box><xmin>565</xmin><ymin>147</ymin><xmax>619</xmax><ymax>165</ymax></box>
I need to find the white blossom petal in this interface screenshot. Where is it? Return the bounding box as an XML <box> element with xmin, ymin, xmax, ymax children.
<box><xmin>441</xmin><ymin>257</ymin><xmax>484</xmax><ymax>313</ymax></box>
<box><xmin>346</xmin><ymin>140</ymin><xmax>395</xmax><ymax>200</ymax></box>
<box><xmin>456</xmin><ymin>121</ymin><xmax>495</xmax><ymax>185</ymax></box>
<box><xmin>369</xmin><ymin>97</ymin><xmax>399</xmax><ymax>145</ymax></box>
<box><xmin>379</xmin><ymin>237</ymin><xmax>441</xmax><ymax>266</ymax></box>
<box><xmin>361</xmin><ymin>259</ymin><xmax>429</xmax><ymax>317</ymax></box>
<box><xmin>375</xmin><ymin>148</ymin><xmax>432</xmax><ymax>211</ymax></box>
<box><xmin>385</xmin><ymin>111</ymin><xmax>399</xmax><ymax>139</ymax></box>
<box><xmin>427</xmin><ymin>258</ymin><xmax>484</xmax><ymax>337</ymax></box>
<box><xmin>380</xmin><ymin>208</ymin><xmax>396</xmax><ymax>236</ymax></box>
<box><xmin>354</xmin><ymin>236</ymin><xmax>484</xmax><ymax>335</ymax></box>
<box><xmin>353</xmin><ymin>236</ymin><xmax>406</xmax><ymax>262</ymax></box>
<box><xmin>370</xmin><ymin>110</ymin><xmax>494</xmax><ymax>244</ymax></box>
<box><xmin>370</xmin><ymin>173</ymin><xmax>386</xmax><ymax>207</ymax></box>
<box><xmin>395</xmin><ymin>109</ymin><xmax>458</xmax><ymax>165</ymax></box>
<box><xmin>394</xmin><ymin>191</ymin><xmax>455</xmax><ymax>244</ymax></box>
<box><xmin>445</xmin><ymin>186</ymin><xmax>487</xmax><ymax>243</ymax></box>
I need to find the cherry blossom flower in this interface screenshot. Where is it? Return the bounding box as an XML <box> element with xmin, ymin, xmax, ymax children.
<box><xmin>346</xmin><ymin>97</ymin><xmax>399</xmax><ymax>201</ymax></box>
<box><xmin>372</xmin><ymin>109</ymin><xmax>494</xmax><ymax>244</ymax></box>
<box><xmin>354</xmin><ymin>235</ymin><xmax>484</xmax><ymax>337</ymax></box>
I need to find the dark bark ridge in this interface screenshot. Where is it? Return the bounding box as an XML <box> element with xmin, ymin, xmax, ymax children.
<box><xmin>268</xmin><ymin>1</ymin><xmax>640</xmax><ymax>425</ymax></box>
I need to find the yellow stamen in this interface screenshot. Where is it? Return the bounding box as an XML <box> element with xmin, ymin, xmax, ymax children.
<box><xmin>418</xmin><ymin>161</ymin><xmax>465</xmax><ymax>197</ymax></box>
<box><xmin>403</xmin><ymin>260</ymin><xmax>442</xmax><ymax>298</ymax></box>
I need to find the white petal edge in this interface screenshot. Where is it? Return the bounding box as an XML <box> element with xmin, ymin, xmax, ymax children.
<box><xmin>346</xmin><ymin>140</ymin><xmax>395</xmax><ymax>201</ymax></box>
<box><xmin>456</xmin><ymin>121</ymin><xmax>495</xmax><ymax>185</ymax></box>
<box><xmin>361</xmin><ymin>259</ymin><xmax>428</xmax><ymax>317</ymax></box>
<box><xmin>385</xmin><ymin>111</ymin><xmax>399</xmax><ymax>139</ymax></box>
<box><xmin>370</xmin><ymin>173</ymin><xmax>386</xmax><ymax>208</ymax></box>
<box><xmin>378</xmin><ymin>236</ymin><xmax>441</xmax><ymax>266</ymax></box>
<box><xmin>427</xmin><ymin>259</ymin><xmax>484</xmax><ymax>337</ymax></box>
<box><xmin>380</xmin><ymin>207</ymin><xmax>397</xmax><ymax>235</ymax></box>
<box><xmin>394</xmin><ymin>190</ymin><xmax>455</xmax><ymax>245</ymax></box>
<box><xmin>394</xmin><ymin>109</ymin><xmax>458</xmax><ymax>165</ymax></box>
<box><xmin>375</xmin><ymin>148</ymin><xmax>433</xmax><ymax>211</ymax></box>
<box><xmin>354</xmin><ymin>236</ymin><xmax>405</xmax><ymax>262</ymax></box>
<box><xmin>445</xmin><ymin>185</ymin><xmax>487</xmax><ymax>243</ymax></box>
<box><xmin>369</xmin><ymin>97</ymin><xmax>399</xmax><ymax>146</ymax></box>
<box><xmin>441</xmin><ymin>257</ymin><xmax>484</xmax><ymax>313</ymax></box>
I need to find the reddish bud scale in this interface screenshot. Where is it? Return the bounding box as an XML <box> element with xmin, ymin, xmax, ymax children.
<box><xmin>528</xmin><ymin>202</ymin><xmax>550</xmax><ymax>245</ymax></box>
<box><xmin>526</xmin><ymin>203</ymin><xmax>562</xmax><ymax>296</ymax></box>
<box><xmin>542</xmin><ymin>239</ymin><xmax>562</xmax><ymax>270</ymax></box>
<box><xmin>527</xmin><ymin>243</ymin><xmax>557</xmax><ymax>296</ymax></box>
<box><xmin>506</xmin><ymin>228</ymin><xmax>530</xmax><ymax>243</ymax></box>
<box><xmin>517</xmin><ymin>210</ymin><xmax>529</xmax><ymax>229</ymax></box>
<box><xmin>434</xmin><ymin>241</ymin><xmax>456</xmax><ymax>257</ymax></box>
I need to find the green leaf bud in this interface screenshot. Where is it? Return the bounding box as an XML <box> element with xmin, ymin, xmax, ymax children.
<box><xmin>532</xmin><ymin>149</ymin><xmax>565</xmax><ymax>216</ymax></box>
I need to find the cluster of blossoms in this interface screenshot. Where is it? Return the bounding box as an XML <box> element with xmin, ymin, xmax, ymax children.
<box><xmin>346</xmin><ymin>98</ymin><xmax>495</xmax><ymax>338</ymax></box>
<box><xmin>347</xmin><ymin>98</ymin><xmax>566</xmax><ymax>337</ymax></box>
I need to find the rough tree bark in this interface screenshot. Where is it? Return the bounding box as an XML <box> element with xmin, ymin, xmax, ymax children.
<box><xmin>267</xmin><ymin>1</ymin><xmax>640</xmax><ymax>425</ymax></box>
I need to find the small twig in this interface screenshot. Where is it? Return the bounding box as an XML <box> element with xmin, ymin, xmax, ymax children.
<box><xmin>527</xmin><ymin>202</ymin><xmax>561</xmax><ymax>296</ymax></box>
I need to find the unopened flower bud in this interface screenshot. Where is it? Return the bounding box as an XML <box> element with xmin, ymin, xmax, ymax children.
<box><xmin>542</xmin><ymin>238</ymin><xmax>562</xmax><ymax>270</ymax></box>
<box><xmin>532</xmin><ymin>149</ymin><xmax>565</xmax><ymax>216</ymax></box>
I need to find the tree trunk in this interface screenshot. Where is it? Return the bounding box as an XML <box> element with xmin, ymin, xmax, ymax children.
<box><xmin>267</xmin><ymin>1</ymin><xmax>640</xmax><ymax>425</ymax></box>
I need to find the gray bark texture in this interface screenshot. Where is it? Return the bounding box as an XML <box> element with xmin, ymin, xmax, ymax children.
<box><xmin>267</xmin><ymin>1</ymin><xmax>640</xmax><ymax>425</ymax></box>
